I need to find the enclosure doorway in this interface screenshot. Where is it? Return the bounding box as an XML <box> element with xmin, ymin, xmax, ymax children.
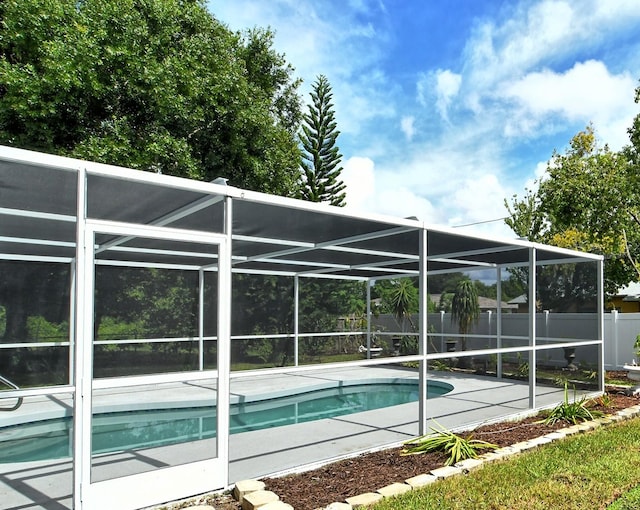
<box><xmin>76</xmin><ymin>222</ymin><xmax>230</xmax><ymax>510</ymax></box>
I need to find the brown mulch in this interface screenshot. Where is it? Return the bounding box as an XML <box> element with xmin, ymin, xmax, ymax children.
<box><xmin>165</xmin><ymin>381</ymin><xmax>640</xmax><ymax>510</ymax></box>
<box><xmin>264</xmin><ymin>391</ymin><xmax>639</xmax><ymax>510</ymax></box>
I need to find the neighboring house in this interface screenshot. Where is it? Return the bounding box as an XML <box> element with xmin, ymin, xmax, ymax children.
<box><xmin>508</xmin><ymin>283</ymin><xmax>640</xmax><ymax>313</ymax></box>
<box><xmin>608</xmin><ymin>282</ymin><xmax>640</xmax><ymax>313</ymax></box>
<box><xmin>508</xmin><ymin>294</ymin><xmax>528</xmax><ymax>313</ymax></box>
<box><xmin>431</xmin><ymin>294</ymin><xmax>517</xmax><ymax>313</ymax></box>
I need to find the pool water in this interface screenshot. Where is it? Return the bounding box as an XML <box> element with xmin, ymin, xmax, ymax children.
<box><xmin>0</xmin><ymin>380</ymin><xmax>452</xmax><ymax>463</ymax></box>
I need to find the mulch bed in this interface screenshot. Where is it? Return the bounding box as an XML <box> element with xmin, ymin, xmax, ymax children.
<box><xmin>264</xmin><ymin>391</ymin><xmax>639</xmax><ymax>510</ymax></box>
<box><xmin>165</xmin><ymin>380</ymin><xmax>640</xmax><ymax>510</ymax></box>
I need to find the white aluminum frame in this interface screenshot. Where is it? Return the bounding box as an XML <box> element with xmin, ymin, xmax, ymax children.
<box><xmin>0</xmin><ymin>145</ymin><xmax>605</xmax><ymax>510</ymax></box>
<box><xmin>75</xmin><ymin>221</ymin><xmax>230</xmax><ymax>510</ymax></box>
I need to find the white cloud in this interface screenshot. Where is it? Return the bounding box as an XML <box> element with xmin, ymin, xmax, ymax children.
<box><xmin>463</xmin><ymin>0</ymin><xmax>640</xmax><ymax>89</ymax></box>
<box><xmin>449</xmin><ymin>174</ymin><xmax>514</xmax><ymax>238</ymax></box>
<box><xmin>434</xmin><ymin>70</ymin><xmax>462</xmax><ymax>121</ymax></box>
<box><xmin>212</xmin><ymin>0</ymin><xmax>395</xmax><ymax>139</ymax></box>
<box><xmin>459</xmin><ymin>1</ymin><xmax>640</xmax><ymax>140</ymax></box>
<box><xmin>332</xmin><ymin>70</ymin><xmax>398</xmax><ymax>136</ymax></box>
<box><xmin>416</xmin><ymin>73</ymin><xmax>429</xmax><ymax>107</ymax></box>
<box><xmin>342</xmin><ymin>156</ymin><xmax>440</xmax><ymax>225</ymax></box>
<box><xmin>416</xmin><ymin>69</ymin><xmax>462</xmax><ymax>122</ymax></box>
<box><xmin>363</xmin><ymin>127</ymin><xmax>517</xmax><ymax>232</ymax></box>
<box><xmin>374</xmin><ymin>188</ymin><xmax>438</xmax><ymax>222</ymax></box>
<box><xmin>213</xmin><ymin>0</ymin><xmax>640</xmax><ymax>239</ymax></box>
<box><xmin>400</xmin><ymin>116</ymin><xmax>416</xmax><ymax>141</ymax></box>
<box><xmin>342</xmin><ymin>156</ymin><xmax>376</xmax><ymax>211</ymax></box>
<box><xmin>501</xmin><ymin>60</ymin><xmax>636</xmax><ymax>147</ymax></box>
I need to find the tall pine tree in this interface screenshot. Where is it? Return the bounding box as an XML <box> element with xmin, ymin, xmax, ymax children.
<box><xmin>298</xmin><ymin>75</ymin><xmax>346</xmax><ymax>206</ymax></box>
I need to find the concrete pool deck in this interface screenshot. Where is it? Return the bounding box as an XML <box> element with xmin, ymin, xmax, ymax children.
<box><xmin>228</xmin><ymin>367</ymin><xmax>571</xmax><ymax>480</ymax></box>
<box><xmin>1</xmin><ymin>366</ymin><xmax>584</xmax><ymax>510</ymax></box>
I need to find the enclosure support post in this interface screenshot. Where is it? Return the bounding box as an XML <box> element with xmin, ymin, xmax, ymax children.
<box><xmin>294</xmin><ymin>275</ymin><xmax>299</xmax><ymax>366</ymax></box>
<box><xmin>496</xmin><ymin>267</ymin><xmax>502</xmax><ymax>379</ymax></box>
<box><xmin>418</xmin><ymin>227</ymin><xmax>428</xmax><ymax>435</ymax></box>
<box><xmin>366</xmin><ymin>280</ymin><xmax>372</xmax><ymax>359</ymax></box>
<box><xmin>218</xmin><ymin>196</ymin><xmax>233</xmax><ymax>488</ymax></box>
<box><xmin>198</xmin><ymin>269</ymin><xmax>205</xmax><ymax>371</ymax></box>
<box><xmin>528</xmin><ymin>247</ymin><xmax>536</xmax><ymax>409</ymax></box>
<box><xmin>597</xmin><ymin>258</ymin><xmax>605</xmax><ymax>392</ymax></box>
<box><xmin>73</xmin><ymin>167</ymin><xmax>91</xmax><ymax>510</ymax></box>
<box><xmin>69</xmin><ymin>260</ymin><xmax>76</xmax><ymax>386</ymax></box>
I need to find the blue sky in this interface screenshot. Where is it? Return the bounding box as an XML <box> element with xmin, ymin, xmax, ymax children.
<box><xmin>211</xmin><ymin>0</ymin><xmax>640</xmax><ymax>238</ymax></box>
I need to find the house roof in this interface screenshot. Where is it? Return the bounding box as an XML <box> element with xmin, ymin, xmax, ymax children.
<box><xmin>431</xmin><ymin>294</ymin><xmax>517</xmax><ymax>311</ymax></box>
<box><xmin>508</xmin><ymin>294</ymin><xmax>527</xmax><ymax>305</ymax></box>
<box><xmin>614</xmin><ymin>282</ymin><xmax>640</xmax><ymax>302</ymax></box>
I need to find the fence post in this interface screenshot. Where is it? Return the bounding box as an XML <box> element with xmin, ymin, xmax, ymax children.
<box><xmin>440</xmin><ymin>310</ymin><xmax>445</xmax><ymax>352</ymax></box>
<box><xmin>544</xmin><ymin>310</ymin><xmax>549</xmax><ymax>339</ymax></box>
<box><xmin>612</xmin><ymin>309</ymin><xmax>618</xmax><ymax>368</ymax></box>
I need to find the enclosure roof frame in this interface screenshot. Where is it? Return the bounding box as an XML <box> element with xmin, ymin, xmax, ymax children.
<box><xmin>0</xmin><ymin>145</ymin><xmax>603</xmax><ymax>278</ymax></box>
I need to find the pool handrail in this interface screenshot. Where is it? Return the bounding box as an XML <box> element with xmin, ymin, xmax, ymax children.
<box><xmin>0</xmin><ymin>374</ymin><xmax>23</xmax><ymax>411</ymax></box>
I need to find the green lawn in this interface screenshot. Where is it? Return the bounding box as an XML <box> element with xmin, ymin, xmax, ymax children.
<box><xmin>609</xmin><ymin>483</ymin><xmax>640</xmax><ymax>509</ymax></box>
<box><xmin>375</xmin><ymin>417</ymin><xmax>640</xmax><ymax>510</ymax></box>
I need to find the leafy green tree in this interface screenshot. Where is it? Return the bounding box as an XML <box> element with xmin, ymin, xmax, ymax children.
<box><xmin>298</xmin><ymin>279</ymin><xmax>365</xmax><ymax>359</ymax></box>
<box><xmin>438</xmin><ymin>293</ymin><xmax>453</xmax><ymax>313</ymax></box>
<box><xmin>500</xmin><ymin>273</ymin><xmax>527</xmax><ymax>302</ymax></box>
<box><xmin>427</xmin><ymin>273</ymin><xmax>467</xmax><ymax>295</ymax></box>
<box><xmin>0</xmin><ymin>262</ymin><xmax>69</xmax><ymax>342</ymax></box>
<box><xmin>505</xmin><ymin>124</ymin><xmax>638</xmax><ymax>295</ymax></box>
<box><xmin>0</xmin><ymin>261</ymin><xmax>70</xmax><ymax>380</ymax></box>
<box><xmin>298</xmin><ymin>279</ymin><xmax>365</xmax><ymax>333</ymax></box>
<box><xmin>298</xmin><ymin>75</ymin><xmax>346</xmax><ymax>206</ymax></box>
<box><xmin>0</xmin><ymin>0</ymin><xmax>304</xmax><ymax>362</ymax></box>
<box><xmin>0</xmin><ymin>0</ymin><xmax>302</xmax><ymax>195</ymax></box>
<box><xmin>451</xmin><ymin>278</ymin><xmax>479</xmax><ymax>367</ymax></box>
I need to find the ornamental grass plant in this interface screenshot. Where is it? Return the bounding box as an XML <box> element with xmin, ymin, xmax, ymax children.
<box><xmin>401</xmin><ymin>422</ymin><xmax>497</xmax><ymax>465</ymax></box>
<box><xmin>543</xmin><ymin>382</ymin><xmax>603</xmax><ymax>425</ymax></box>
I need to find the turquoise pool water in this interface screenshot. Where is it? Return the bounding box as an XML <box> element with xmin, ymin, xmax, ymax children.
<box><xmin>0</xmin><ymin>380</ymin><xmax>452</xmax><ymax>463</ymax></box>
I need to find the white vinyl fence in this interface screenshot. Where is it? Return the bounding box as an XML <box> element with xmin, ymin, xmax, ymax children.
<box><xmin>604</xmin><ymin>311</ymin><xmax>640</xmax><ymax>369</ymax></box>
<box><xmin>373</xmin><ymin>311</ymin><xmax>639</xmax><ymax>370</ymax></box>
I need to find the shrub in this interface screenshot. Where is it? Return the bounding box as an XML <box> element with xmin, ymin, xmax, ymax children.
<box><xmin>543</xmin><ymin>382</ymin><xmax>603</xmax><ymax>425</ymax></box>
<box><xmin>402</xmin><ymin>422</ymin><xmax>497</xmax><ymax>465</ymax></box>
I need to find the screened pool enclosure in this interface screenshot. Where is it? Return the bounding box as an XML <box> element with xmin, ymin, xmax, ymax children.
<box><xmin>0</xmin><ymin>145</ymin><xmax>604</xmax><ymax>510</ymax></box>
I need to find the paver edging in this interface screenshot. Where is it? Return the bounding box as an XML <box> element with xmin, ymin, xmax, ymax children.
<box><xmin>227</xmin><ymin>405</ymin><xmax>640</xmax><ymax>510</ymax></box>
<box><xmin>376</xmin><ymin>482</ymin><xmax>412</xmax><ymax>498</ymax></box>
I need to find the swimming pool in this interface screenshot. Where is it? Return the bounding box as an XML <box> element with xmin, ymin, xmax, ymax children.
<box><xmin>0</xmin><ymin>380</ymin><xmax>452</xmax><ymax>463</ymax></box>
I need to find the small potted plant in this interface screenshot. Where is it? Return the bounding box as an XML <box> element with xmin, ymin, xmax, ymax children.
<box><xmin>623</xmin><ymin>334</ymin><xmax>640</xmax><ymax>381</ymax></box>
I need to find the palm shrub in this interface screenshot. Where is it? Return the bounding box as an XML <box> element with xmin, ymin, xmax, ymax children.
<box><xmin>451</xmin><ymin>279</ymin><xmax>479</xmax><ymax>368</ymax></box>
<box><xmin>390</xmin><ymin>279</ymin><xmax>417</xmax><ymax>329</ymax></box>
<box><xmin>543</xmin><ymin>382</ymin><xmax>603</xmax><ymax>425</ymax></box>
<box><xmin>402</xmin><ymin>422</ymin><xmax>497</xmax><ymax>465</ymax></box>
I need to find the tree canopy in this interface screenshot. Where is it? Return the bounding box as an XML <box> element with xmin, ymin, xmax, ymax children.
<box><xmin>505</xmin><ymin>82</ymin><xmax>640</xmax><ymax>295</ymax></box>
<box><xmin>298</xmin><ymin>75</ymin><xmax>346</xmax><ymax>206</ymax></box>
<box><xmin>0</xmin><ymin>0</ymin><xmax>303</xmax><ymax>195</ymax></box>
